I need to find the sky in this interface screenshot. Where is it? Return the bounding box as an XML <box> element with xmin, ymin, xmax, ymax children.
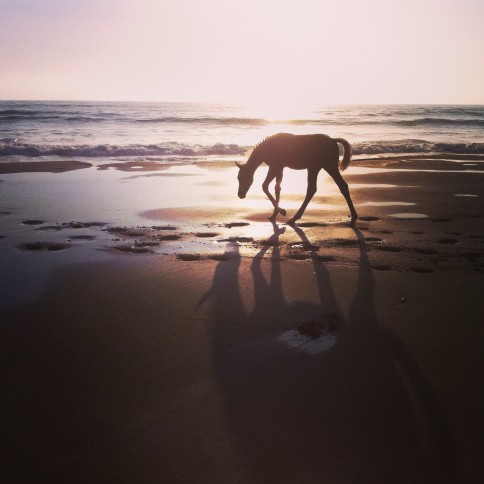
<box><xmin>1</xmin><ymin>0</ymin><xmax>483</xmax><ymax>106</ymax></box>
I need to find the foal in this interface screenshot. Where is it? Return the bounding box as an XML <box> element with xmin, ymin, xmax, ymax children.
<box><xmin>236</xmin><ymin>133</ymin><xmax>358</xmax><ymax>225</ymax></box>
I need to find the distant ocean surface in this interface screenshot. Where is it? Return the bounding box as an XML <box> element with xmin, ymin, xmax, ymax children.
<box><xmin>1</xmin><ymin>101</ymin><xmax>483</xmax><ymax>165</ymax></box>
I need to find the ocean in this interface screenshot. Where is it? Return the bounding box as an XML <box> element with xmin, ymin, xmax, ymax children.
<box><xmin>1</xmin><ymin>101</ymin><xmax>483</xmax><ymax>165</ymax></box>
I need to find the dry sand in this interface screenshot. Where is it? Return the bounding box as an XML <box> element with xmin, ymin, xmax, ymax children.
<box><xmin>0</xmin><ymin>156</ymin><xmax>483</xmax><ymax>483</ymax></box>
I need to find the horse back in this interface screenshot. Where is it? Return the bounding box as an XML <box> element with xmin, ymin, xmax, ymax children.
<box><xmin>262</xmin><ymin>133</ymin><xmax>339</xmax><ymax>170</ymax></box>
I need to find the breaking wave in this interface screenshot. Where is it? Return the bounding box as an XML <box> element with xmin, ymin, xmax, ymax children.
<box><xmin>1</xmin><ymin>139</ymin><xmax>483</xmax><ymax>159</ymax></box>
<box><xmin>352</xmin><ymin>140</ymin><xmax>484</xmax><ymax>155</ymax></box>
<box><xmin>0</xmin><ymin>141</ymin><xmax>249</xmax><ymax>158</ymax></box>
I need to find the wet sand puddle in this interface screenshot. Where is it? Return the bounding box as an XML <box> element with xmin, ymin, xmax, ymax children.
<box><xmin>390</xmin><ymin>213</ymin><xmax>429</xmax><ymax>219</ymax></box>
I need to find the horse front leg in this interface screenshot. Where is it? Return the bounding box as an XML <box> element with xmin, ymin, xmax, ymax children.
<box><xmin>287</xmin><ymin>169</ymin><xmax>318</xmax><ymax>225</ymax></box>
<box><xmin>262</xmin><ymin>168</ymin><xmax>286</xmax><ymax>221</ymax></box>
<box><xmin>270</xmin><ymin>171</ymin><xmax>286</xmax><ymax>221</ymax></box>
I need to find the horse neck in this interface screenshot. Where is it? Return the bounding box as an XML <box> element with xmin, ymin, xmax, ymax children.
<box><xmin>246</xmin><ymin>148</ymin><xmax>264</xmax><ymax>173</ymax></box>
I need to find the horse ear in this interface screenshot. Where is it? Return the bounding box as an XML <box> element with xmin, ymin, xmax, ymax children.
<box><xmin>235</xmin><ymin>162</ymin><xmax>242</xmax><ymax>168</ymax></box>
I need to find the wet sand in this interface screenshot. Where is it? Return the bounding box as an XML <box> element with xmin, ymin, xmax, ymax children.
<box><xmin>0</xmin><ymin>160</ymin><xmax>92</xmax><ymax>174</ymax></box>
<box><xmin>0</xmin><ymin>156</ymin><xmax>483</xmax><ymax>483</ymax></box>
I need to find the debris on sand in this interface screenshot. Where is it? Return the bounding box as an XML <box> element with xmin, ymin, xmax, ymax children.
<box><xmin>297</xmin><ymin>313</ymin><xmax>340</xmax><ymax>340</ymax></box>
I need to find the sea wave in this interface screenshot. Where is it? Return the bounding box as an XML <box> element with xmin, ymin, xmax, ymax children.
<box><xmin>136</xmin><ymin>116</ymin><xmax>268</xmax><ymax>126</ymax></box>
<box><xmin>153</xmin><ymin>115</ymin><xmax>484</xmax><ymax>129</ymax></box>
<box><xmin>286</xmin><ymin>117</ymin><xmax>484</xmax><ymax>128</ymax></box>
<box><xmin>0</xmin><ymin>113</ymin><xmax>110</xmax><ymax>123</ymax></box>
<box><xmin>393</xmin><ymin>117</ymin><xmax>484</xmax><ymax>127</ymax></box>
<box><xmin>0</xmin><ymin>141</ymin><xmax>249</xmax><ymax>158</ymax></box>
<box><xmin>1</xmin><ymin>139</ymin><xmax>484</xmax><ymax>159</ymax></box>
<box><xmin>352</xmin><ymin>140</ymin><xmax>484</xmax><ymax>155</ymax></box>
<box><xmin>3</xmin><ymin>108</ymin><xmax>483</xmax><ymax>130</ymax></box>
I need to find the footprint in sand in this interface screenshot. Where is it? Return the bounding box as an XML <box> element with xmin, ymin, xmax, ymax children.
<box><xmin>461</xmin><ymin>252</ymin><xmax>482</xmax><ymax>263</ymax></box>
<box><xmin>260</xmin><ymin>239</ymin><xmax>283</xmax><ymax>247</ymax></box>
<box><xmin>410</xmin><ymin>267</ymin><xmax>434</xmax><ymax>274</ymax></box>
<box><xmin>371</xmin><ymin>265</ymin><xmax>393</xmax><ymax>271</ymax></box>
<box><xmin>288</xmin><ymin>242</ymin><xmax>320</xmax><ymax>251</ymax></box>
<box><xmin>68</xmin><ymin>235</ymin><xmax>96</xmax><ymax>241</ymax></box>
<box><xmin>21</xmin><ymin>220</ymin><xmax>45</xmax><ymax>226</ymax></box>
<box><xmin>35</xmin><ymin>225</ymin><xmax>62</xmax><ymax>232</ymax></box>
<box><xmin>297</xmin><ymin>222</ymin><xmax>329</xmax><ymax>228</ymax></box>
<box><xmin>152</xmin><ymin>234</ymin><xmax>182</xmax><ymax>241</ymax></box>
<box><xmin>195</xmin><ymin>232</ymin><xmax>219</xmax><ymax>238</ymax></box>
<box><xmin>209</xmin><ymin>253</ymin><xmax>234</xmax><ymax>261</ymax></box>
<box><xmin>112</xmin><ymin>245</ymin><xmax>154</xmax><ymax>254</ymax></box>
<box><xmin>106</xmin><ymin>227</ymin><xmax>148</xmax><ymax>237</ymax></box>
<box><xmin>431</xmin><ymin>218</ymin><xmax>452</xmax><ymax>223</ymax></box>
<box><xmin>151</xmin><ymin>225</ymin><xmax>178</xmax><ymax>231</ymax></box>
<box><xmin>413</xmin><ymin>247</ymin><xmax>440</xmax><ymax>255</ymax></box>
<box><xmin>438</xmin><ymin>238</ymin><xmax>459</xmax><ymax>245</ymax></box>
<box><xmin>359</xmin><ymin>216</ymin><xmax>380</xmax><ymax>222</ymax></box>
<box><xmin>324</xmin><ymin>238</ymin><xmax>359</xmax><ymax>247</ymax></box>
<box><xmin>287</xmin><ymin>252</ymin><xmax>311</xmax><ymax>260</ymax></box>
<box><xmin>365</xmin><ymin>237</ymin><xmax>383</xmax><ymax>243</ymax></box>
<box><xmin>219</xmin><ymin>236</ymin><xmax>253</xmax><ymax>243</ymax></box>
<box><xmin>377</xmin><ymin>245</ymin><xmax>404</xmax><ymax>252</ymax></box>
<box><xmin>224</xmin><ymin>222</ymin><xmax>250</xmax><ymax>228</ymax></box>
<box><xmin>312</xmin><ymin>254</ymin><xmax>336</xmax><ymax>262</ymax></box>
<box><xmin>63</xmin><ymin>221</ymin><xmax>108</xmax><ymax>229</ymax></box>
<box><xmin>177</xmin><ymin>254</ymin><xmax>203</xmax><ymax>261</ymax></box>
<box><xmin>17</xmin><ymin>242</ymin><xmax>71</xmax><ymax>251</ymax></box>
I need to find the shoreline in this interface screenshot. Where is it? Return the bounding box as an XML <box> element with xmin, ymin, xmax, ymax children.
<box><xmin>1</xmin><ymin>152</ymin><xmax>484</xmax><ymax>174</ymax></box>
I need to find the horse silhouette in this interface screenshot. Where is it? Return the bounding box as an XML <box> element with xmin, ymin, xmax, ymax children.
<box><xmin>236</xmin><ymin>133</ymin><xmax>358</xmax><ymax>225</ymax></box>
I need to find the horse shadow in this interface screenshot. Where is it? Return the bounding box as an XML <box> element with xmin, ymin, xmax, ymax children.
<box><xmin>198</xmin><ymin>223</ymin><xmax>455</xmax><ymax>484</ymax></box>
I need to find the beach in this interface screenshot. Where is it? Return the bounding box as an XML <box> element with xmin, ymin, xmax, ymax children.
<box><xmin>1</xmin><ymin>153</ymin><xmax>483</xmax><ymax>483</ymax></box>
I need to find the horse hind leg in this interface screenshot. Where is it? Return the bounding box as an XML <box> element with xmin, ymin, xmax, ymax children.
<box><xmin>287</xmin><ymin>169</ymin><xmax>318</xmax><ymax>225</ymax></box>
<box><xmin>329</xmin><ymin>170</ymin><xmax>358</xmax><ymax>225</ymax></box>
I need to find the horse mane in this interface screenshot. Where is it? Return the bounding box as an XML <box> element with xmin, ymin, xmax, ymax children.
<box><xmin>245</xmin><ymin>135</ymin><xmax>266</xmax><ymax>157</ymax></box>
<box><xmin>254</xmin><ymin>136</ymin><xmax>271</xmax><ymax>149</ymax></box>
<box><xmin>245</xmin><ymin>135</ymin><xmax>272</xmax><ymax>157</ymax></box>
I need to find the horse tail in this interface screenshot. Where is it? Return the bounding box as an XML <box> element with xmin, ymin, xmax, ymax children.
<box><xmin>334</xmin><ymin>138</ymin><xmax>352</xmax><ymax>171</ymax></box>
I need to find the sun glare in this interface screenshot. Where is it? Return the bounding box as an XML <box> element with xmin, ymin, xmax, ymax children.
<box><xmin>241</xmin><ymin>98</ymin><xmax>316</xmax><ymax>123</ymax></box>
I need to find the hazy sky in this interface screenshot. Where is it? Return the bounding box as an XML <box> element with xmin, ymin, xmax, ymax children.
<box><xmin>1</xmin><ymin>0</ymin><xmax>483</xmax><ymax>105</ymax></box>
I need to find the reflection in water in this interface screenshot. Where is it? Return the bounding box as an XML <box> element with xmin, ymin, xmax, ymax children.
<box><xmin>199</xmin><ymin>223</ymin><xmax>455</xmax><ymax>483</ymax></box>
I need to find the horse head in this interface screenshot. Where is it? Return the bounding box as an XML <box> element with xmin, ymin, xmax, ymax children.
<box><xmin>236</xmin><ymin>162</ymin><xmax>254</xmax><ymax>199</ymax></box>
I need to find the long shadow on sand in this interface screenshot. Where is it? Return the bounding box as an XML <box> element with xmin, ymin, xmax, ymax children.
<box><xmin>200</xmin><ymin>223</ymin><xmax>455</xmax><ymax>483</ymax></box>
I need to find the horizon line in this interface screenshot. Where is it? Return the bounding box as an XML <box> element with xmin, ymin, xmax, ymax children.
<box><xmin>1</xmin><ymin>99</ymin><xmax>484</xmax><ymax>107</ymax></box>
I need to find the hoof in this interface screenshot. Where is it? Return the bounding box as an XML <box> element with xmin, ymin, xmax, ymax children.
<box><xmin>349</xmin><ymin>214</ymin><xmax>359</xmax><ymax>227</ymax></box>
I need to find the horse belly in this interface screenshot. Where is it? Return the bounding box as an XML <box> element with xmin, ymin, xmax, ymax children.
<box><xmin>282</xmin><ymin>149</ymin><xmax>328</xmax><ymax>170</ymax></box>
